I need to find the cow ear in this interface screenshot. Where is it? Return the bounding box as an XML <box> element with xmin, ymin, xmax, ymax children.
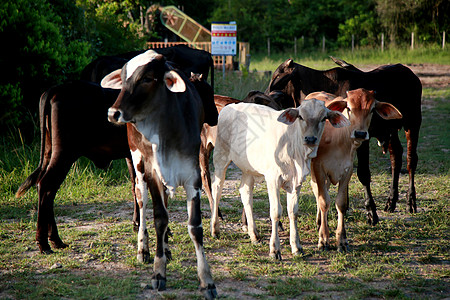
<box><xmin>326</xmin><ymin>110</ymin><xmax>351</xmax><ymax>128</ymax></box>
<box><xmin>277</xmin><ymin>108</ymin><xmax>299</xmax><ymax>125</ymax></box>
<box><xmin>326</xmin><ymin>99</ymin><xmax>347</xmax><ymax>113</ymax></box>
<box><xmin>374</xmin><ymin>101</ymin><xmax>403</xmax><ymax>120</ymax></box>
<box><xmin>164</xmin><ymin>70</ymin><xmax>186</xmax><ymax>93</ymax></box>
<box><xmin>101</xmin><ymin>69</ymin><xmax>123</xmax><ymax>89</ymax></box>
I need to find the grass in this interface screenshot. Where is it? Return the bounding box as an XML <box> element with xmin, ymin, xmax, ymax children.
<box><xmin>0</xmin><ymin>50</ymin><xmax>449</xmax><ymax>299</ymax></box>
<box><xmin>250</xmin><ymin>46</ymin><xmax>450</xmax><ymax>71</ymax></box>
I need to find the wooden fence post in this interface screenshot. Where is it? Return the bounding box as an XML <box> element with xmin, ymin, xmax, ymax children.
<box><xmin>294</xmin><ymin>37</ymin><xmax>297</xmax><ymax>56</ymax></box>
<box><xmin>352</xmin><ymin>34</ymin><xmax>354</xmax><ymax>52</ymax></box>
<box><xmin>381</xmin><ymin>33</ymin><xmax>384</xmax><ymax>52</ymax></box>
<box><xmin>267</xmin><ymin>38</ymin><xmax>270</xmax><ymax>57</ymax></box>
<box><xmin>443</xmin><ymin>31</ymin><xmax>446</xmax><ymax>50</ymax></box>
<box><xmin>322</xmin><ymin>36</ymin><xmax>325</xmax><ymax>52</ymax></box>
<box><xmin>411</xmin><ymin>32</ymin><xmax>414</xmax><ymax>50</ymax></box>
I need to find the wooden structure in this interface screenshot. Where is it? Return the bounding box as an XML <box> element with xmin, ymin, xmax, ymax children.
<box><xmin>147</xmin><ymin>41</ymin><xmax>250</xmax><ymax>70</ymax></box>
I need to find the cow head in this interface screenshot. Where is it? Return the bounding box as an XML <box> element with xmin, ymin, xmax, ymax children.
<box><xmin>265</xmin><ymin>59</ymin><xmax>298</xmax><ymax>101</ymax></box>
<box><xmin>103</xmin><ymin>50</ymin><xmax>187</xmax><ymax>124</ymax></box>
<box><xmin>329</xmin><ymin>88</ymin><xmax>403</xmax><ymax>146</ymax></box>
<box><xmin>277</xmin><ymin>98</ymin><xmax>350</xmax><ymax>158</ymax></box>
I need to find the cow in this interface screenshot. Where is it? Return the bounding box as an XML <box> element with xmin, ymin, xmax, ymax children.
<box><xmin>306</xmin><ymin>89</ymin><xmax>402</xmax><ymax>252</ymax></box>
<box><xmin>266</xmin><ymin>58</ymin><xmax>422</xmax><ymax>225</ymax></box>
<box><xmin>15</xmin><ymin>81</ymin><xmax>137</xmax><ymax>254</ymax></box>
<box><xmin>104</xmin><ymin>50</ymin><xmax>217</xmax><ymax>299</ymax></box>
<box><xmin>210</xmin><ymin>99</ymin><xmax>350</xmax><ymax>260</ymax></box>
<box><xmin>190</xmin><ymin>73</ymin><xmax>293</xmax><ymax>221</ymax></box>
<box><xmin>81</xmin><ymin>45</ymin><xmax>214</xmax><ymax>89</ymax></box>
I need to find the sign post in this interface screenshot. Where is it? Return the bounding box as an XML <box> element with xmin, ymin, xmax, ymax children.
<box><xmin>211</xmin><ymin>22</ymin><xmax>237</xmax><ymax>79</ymax></box>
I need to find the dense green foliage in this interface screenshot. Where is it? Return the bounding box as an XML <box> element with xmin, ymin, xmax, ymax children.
<box><xmin>0</xmin><ymin>0</ymin><xmax>448</xmax><ymax>137</ymax></box>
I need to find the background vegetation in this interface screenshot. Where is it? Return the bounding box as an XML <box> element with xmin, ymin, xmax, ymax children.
<box><xmin>0</xmin><ymin>0</ymin><xmax>449</xmax><ymax>137</ymax></box>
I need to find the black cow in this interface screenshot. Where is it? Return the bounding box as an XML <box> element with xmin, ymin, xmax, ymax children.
<box><xmin>15</xmin><ymin>81</ymin><xmax>136</xmax><ymax>254</ymax></box>
<box><xmin>81</xmin><ymin>45</ymin><xmax>214</xmax><ymax>89</ymax></box>
<box><xmin>266</xmin><ymin>59</ymin><xmax>422</xmax><ymax>225</ymax></box>
<box><xmin>105</xmin><ymin>50</ymin><xmax>217</xmax><ymax>299</ymax></box>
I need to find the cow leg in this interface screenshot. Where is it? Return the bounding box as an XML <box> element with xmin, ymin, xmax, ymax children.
<box><xmin>125</xmin><ymin>157</ymin><xmax>140</xmax><ymax>233</ymax></box>
<box><xmin>405</xmin><ymin>128</ymin><xmax>419</xmax><ymax>213</ymax></box>
<box><xmin>239</xmin><ymin>173</ymin><xmax>259</xmax><ymax>243</ymax></box>
<box><xmin>36</xmin><ymin>156</ymin><xmax>73</xmax><ymax>254</ymax></box>
<box><xmin>310</xmin><ymin>173</ymin><xmax>331</xmax><ymax>251</ymax></box>
<box><xmin>336</xmin><ymin>175</ymin><xmax>351</xmax><ymax>252</ymax></box>
<box><xmin>131</xmin><ymin>152</ymin><xmax>150</xmax><ymax>264</ymax></box>
<box><xmin>266</xmin><ymin>178</ymin><xmax>282</xmax><ymax>260</ymax></box>
<box><xmin>286</xmin><ymin>187</ymin><xmax>302</xmax><ymax>255</ymax></box>
<box><xmin>356</xmin><ymin>141</ymin><xmax>379</xmax><ymax>225</ymax></box>
<box><xmin>149</xmin><ymin>172</ymin><xmax>169</xmax><ymax>291</ymax></box>
<box><xmin>210</xmin><ymin>159</ymin><xmax>230</xmax><ymax>238</ymax></box>
<box><xmin>184</xmin><ymin>178</ymin><xmax>217</xmax><ymax>299</ymax></box>
<box><xmin>385</xmin><ymin>132</ymin><xmax>403</xmax><ymax>213</ymax></box>
<box><xmin>200</xmin><ymin>143</ymin><xmax>223</xmax><ymax>220</ymax></box>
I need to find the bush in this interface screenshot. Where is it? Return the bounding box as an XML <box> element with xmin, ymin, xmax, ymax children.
<box><xmin>0</xmin><ymin>0</ymin><xmax>92</xmax><ymax>138</ymax></box>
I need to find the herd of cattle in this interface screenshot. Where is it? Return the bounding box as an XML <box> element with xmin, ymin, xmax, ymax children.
<box><xmin>15</xmin><ymin>45</ymin><xmax>422</xmax><ymax>299</ymax></box>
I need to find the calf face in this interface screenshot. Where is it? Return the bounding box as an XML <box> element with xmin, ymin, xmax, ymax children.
<box><xmin>277</xmin><ymin>98</ymin><xmax>350</xmax><ymax>158</ymax></box>
<box><xmin>107</xmin><ymin>52</ymin><xmax>187</xmax><ymax>125</ymax></box>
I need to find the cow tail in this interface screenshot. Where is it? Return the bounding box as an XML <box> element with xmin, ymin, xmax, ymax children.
<box><xmin>15</xmin><ymin>90</ymin><xmax>52</xmax><ymax>198</ymax></box>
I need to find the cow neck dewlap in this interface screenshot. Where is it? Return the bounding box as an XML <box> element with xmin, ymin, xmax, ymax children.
<box><xmin>126</xmin><ymin>50</ymin><xmax>159</xmax><ymax>80</ymax></box>
<box><xmin>137</xmin><ymin>122</ymin><xmax>195</xmax><ymax>198</ymax></box>
<box><xmin>282</xmin><ymin>121</ymin><xmax>312</xmax><ymax>190</ymax></box>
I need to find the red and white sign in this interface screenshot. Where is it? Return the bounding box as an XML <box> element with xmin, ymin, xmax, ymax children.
<box><xmin>211</xmin><ymin>22</ymin><xmax>237</xmax><ymax>56</ymax></box>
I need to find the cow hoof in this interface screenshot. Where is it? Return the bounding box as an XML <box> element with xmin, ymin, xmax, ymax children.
<box><xmin>200</xmin><ymin>284</ymin><xmax>217</xmax><ymax>300</ymax></box>
<box><xmin>384</xmin><ymin>203</ymin><xmax>396</xmax><ymax>213</ymax></box>
<box><xmin>318</xmin><ymin>243</ymin><xmax>330</xmax><ymax>252</ymax></box>
<box><xmin>50</xmin><ymin>239</ymin><xmax>68</xmax><ymax>249</ymax></box>
<box><xmin>367</xmin><ymin>211</ymin><xmax>379</xmax><ymax>226</ymax></box>
<box><xmin>337</xmin><ymin>244</ymin><xmax>349</xmax><ymax>253</ymax></box>
<box><xmin>41</xmin><ymin>248</ymin><xmax>54</xmax><ymax>255</ymax></box>
<box><xmin>132</xmin><ymin>222</ymin><xmax>139</xmax><ymax>233</ymax></box>
<box><xmin>38</xmin><ymin>242</ymin><xmax>54</xmax><ymax>254</ymax></box>
<box><xmin>166</xmin><ymin>227</ymin><xmax>173</xmax><ymax>237</ymax></box>
<box><xmin>278</xmin><ymin>221</ymin><xmax>285</xmax><ymax>232</ymax></box>
<box><xmin>151</xmin><ymin>274</ymin><xmax>166</xmax><ymax>291</ymax></box>
<box><xmin>137</xmin><ymin>252</ymin><xmax>151</xmax><ymax>264</ymax></box>
<box><xmin>165</xmin><ymin>249</ymin><xmax>172</xmax><ymax>262</ymax></box>
<box><xmin>270</xmin><ymin>250</ymin><xmax>282</xmax><ymax>261</ymax></box>
<box><xmin>292</xmin><ymin>249</ymin><xmax>304</xmax><ymax>257</ymax></box>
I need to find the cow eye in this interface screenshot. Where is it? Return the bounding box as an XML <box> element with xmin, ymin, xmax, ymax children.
<box><xmin>142</xmin><ymin>76</ymin><xmax>155</xmax><ymax>83</ymax></box>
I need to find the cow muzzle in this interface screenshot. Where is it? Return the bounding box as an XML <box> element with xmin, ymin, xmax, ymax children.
<box><xmin>352</xmin><ymin>130</ymin><xmax>369</xmax><ymax>140</ymax></box>
<box><xmin>108</xmin><ymin>107</ymin><xmax>128</xmax><ymax>124</ymax></box>
<box><xmin>304</xmin><ymin>136</ymin><xmax>318</xmax><ymax>145</ymax></box>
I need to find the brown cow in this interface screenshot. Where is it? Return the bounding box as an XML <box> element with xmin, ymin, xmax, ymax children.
<box><xmin>307</xmin><ymin>89</ymin><xmax>402</xmax><ymax>252</ymax></box>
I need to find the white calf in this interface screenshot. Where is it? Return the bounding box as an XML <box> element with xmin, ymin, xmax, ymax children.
<box><xmin>211</xmin><ymin>99</ymin><xmax>350</xmax><ymax>260</ymax></box>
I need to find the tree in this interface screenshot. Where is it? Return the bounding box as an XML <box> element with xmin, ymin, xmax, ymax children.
<box><xmin>0</xmin><ymin>0</ymin><xmax>91</xmax><ymax>136</ymax></box>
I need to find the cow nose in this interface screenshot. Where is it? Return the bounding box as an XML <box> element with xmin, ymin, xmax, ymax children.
<box><xmin>354</xmin><ymin>131</ymin><xmax>368</xmax><ymax>139</ymax></box>
<box><xmin>108</xmin><ymin>108</ymin><xmax>122</xmax><ymax>123</ymax></box>
<box><xmin>304</xmin><ymin>136</ymin><xmax>317</xmax><ymax>145</ymax></box>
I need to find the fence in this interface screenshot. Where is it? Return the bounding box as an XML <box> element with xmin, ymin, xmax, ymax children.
<box><xmin>147</xmin><ymin>41</ymin><xmax>250</xmax><ymax>70</ymax></box>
